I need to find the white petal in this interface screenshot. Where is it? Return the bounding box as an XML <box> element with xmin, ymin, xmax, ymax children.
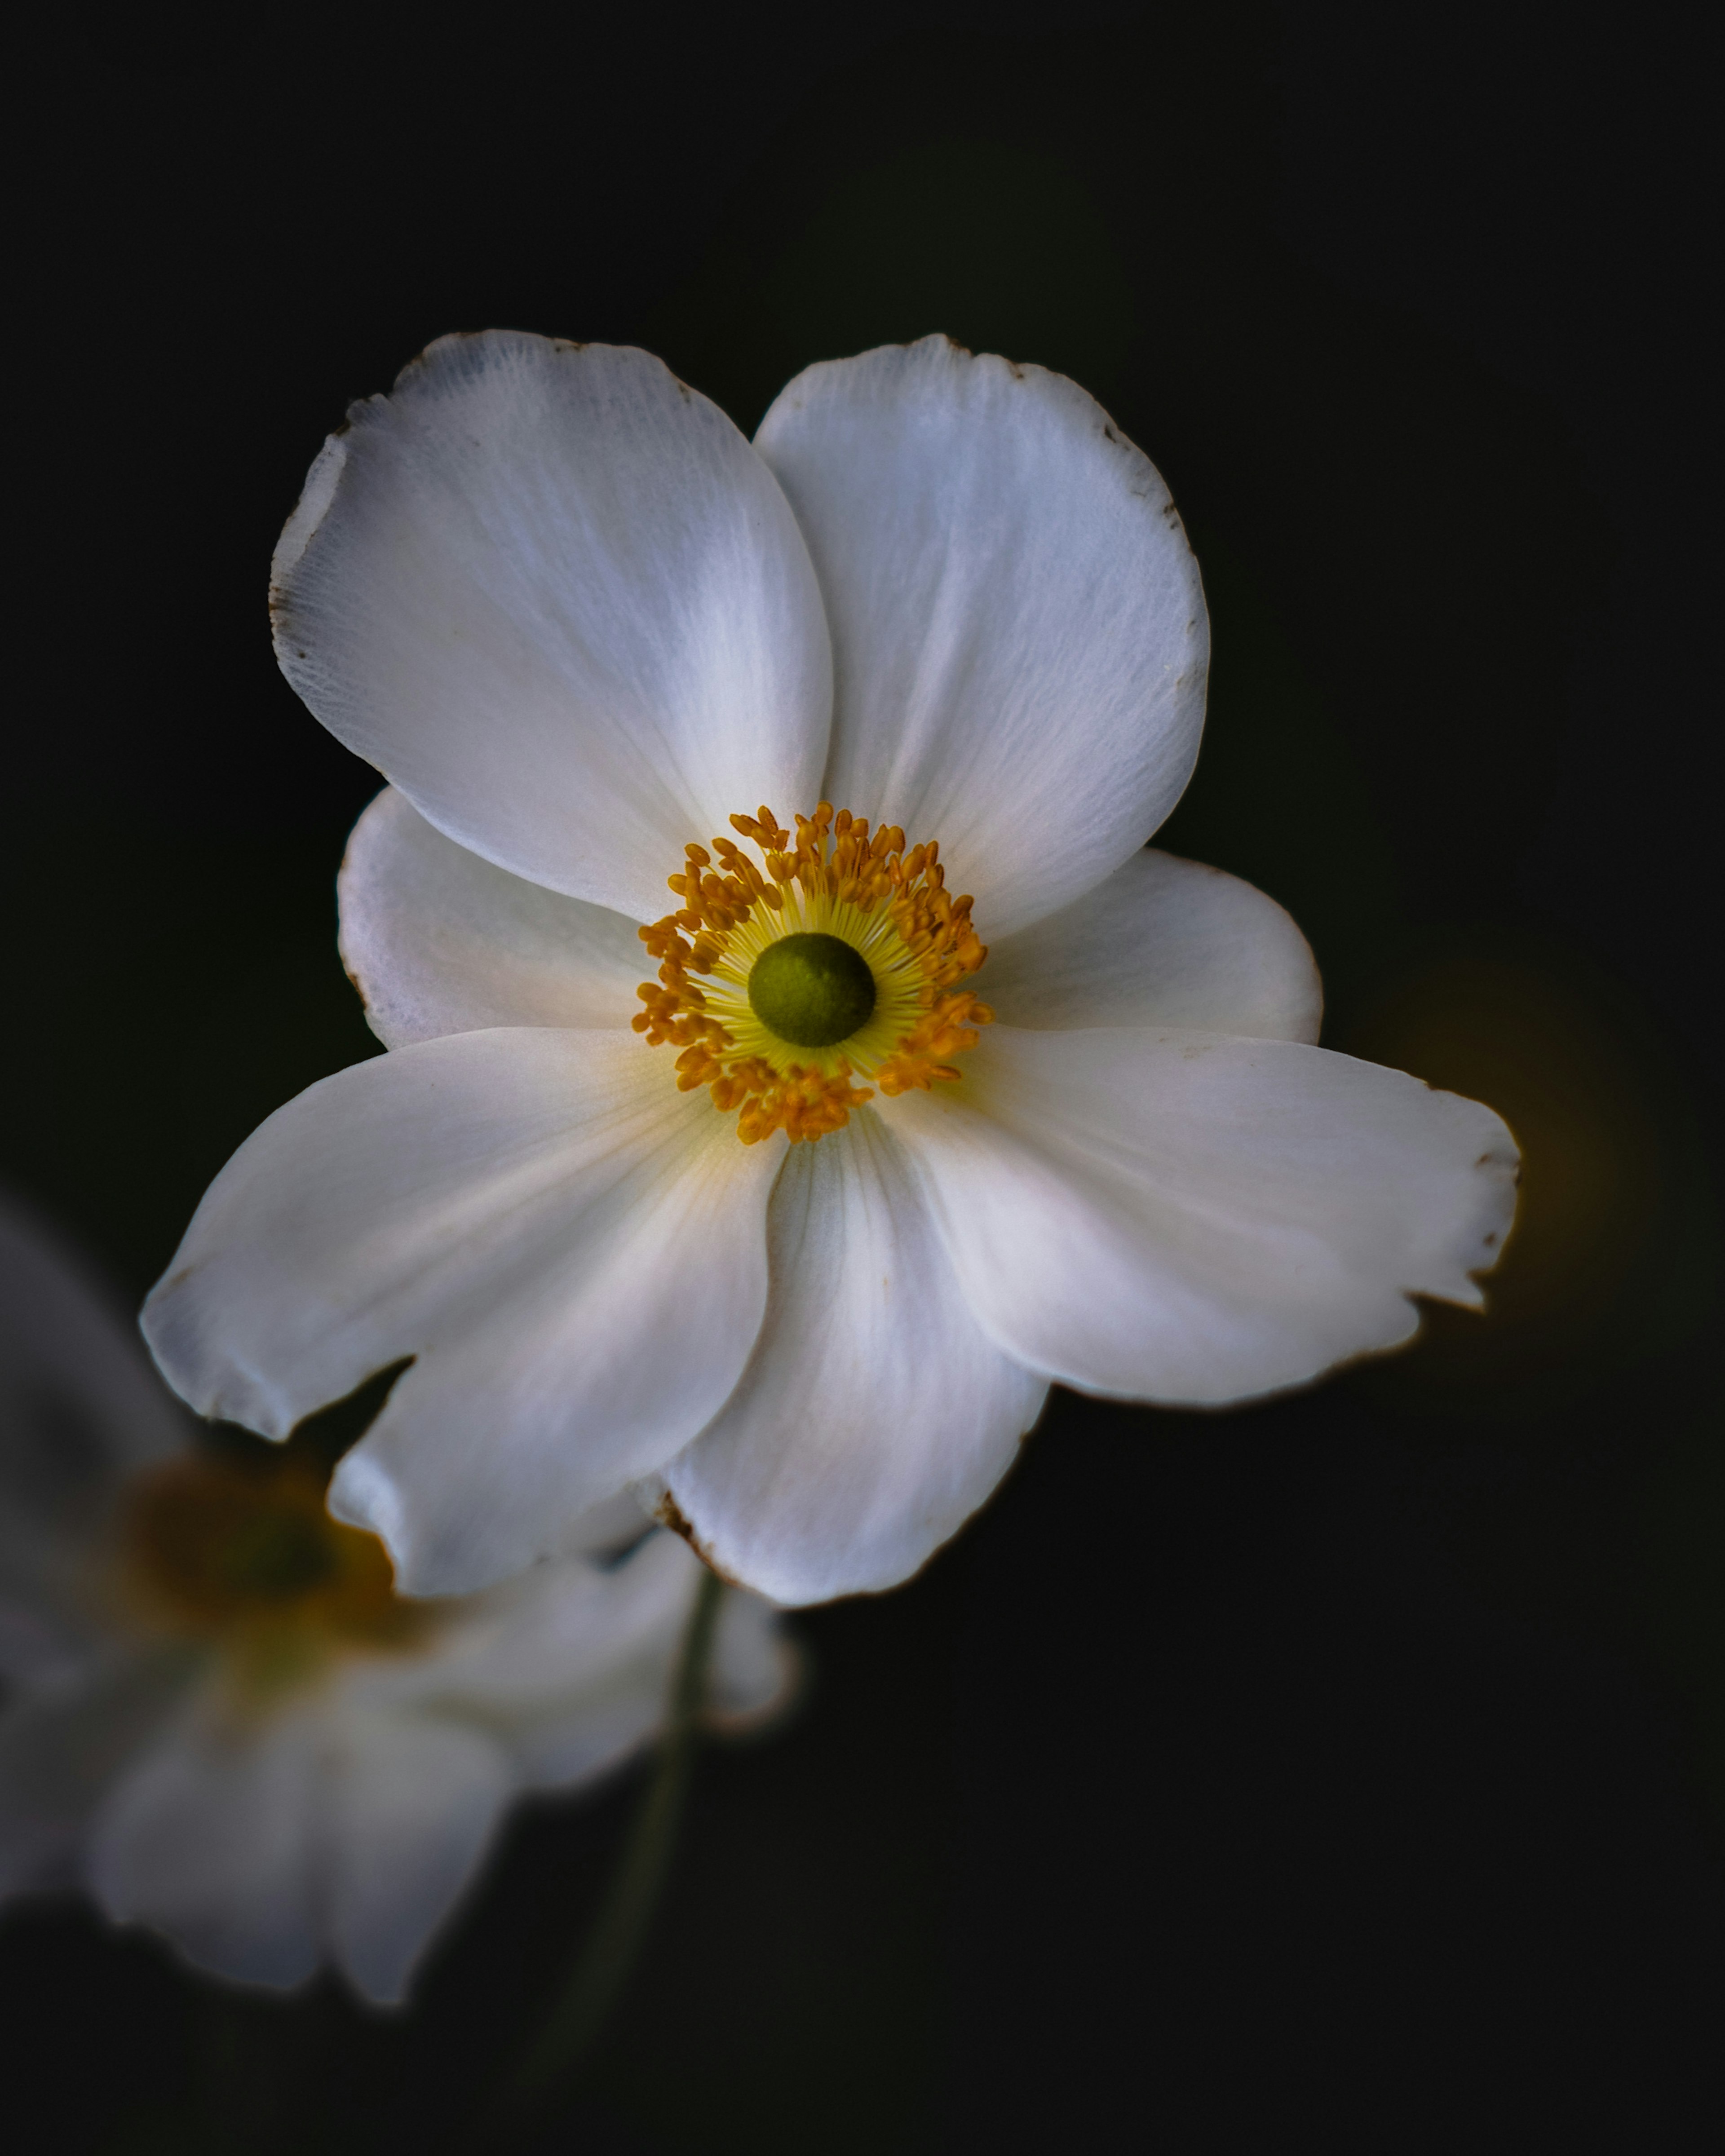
<box><xmin>321</xmin><ymin>1710</ymin><xmax>511</xmax><ymax>2006</ymax></box>
<box><xmin>544</xmin><ymin>1488</ymin><xmax>662</xmax><ymax>1561</ymax></box>
<box><xmin>272</xmin><ymin>331</ymin><xmax>832</xmax><ymax>923</ymax></box>
<box><xmin>755</xmin><ymin>337</ymin><xmax>1208</xmax><ymax>939</ymax></box>
<box><xmin>0</xmin><ymin>1648</ymin><xmax>191</xmax><ymax>1896</ymax></box>
<box><xmin>89</xmin><ymin>1697</ymin><xmax>323</xmax><ymax>1990</ymax></box>
<box><xmin>385</xmin><ymin>1531</ymin><xmax>700</xmax><ymax>1723</ymax></box>
<box><xmin>0</xmin><ymin>1201</ymin><xmax>187</xmax><ymax>1652</ymax></box>
<box><xmin>142</xmin><ymin>1031</ymin><xmax>780</xmax><ymax>1594</ymax></box>
<box><xmin>894</xmin><ymin>1025</ymin><xmax>1518</xmax><ymax>1404</ymax></box>
<box><xmin>706</xmin><ymin>1578</ymin><xmax>798</xmax><ymax>1733</ymax></box>
<box><xmin>365</xmin><ymin>1532</ymin><xmax>792</xmax><ymax>1784</ymax></box>
<box><xmin>982</xmin><ymin>848</ymin><xmax>1322</xmax><ymax>1043</ymax></box>
<box><xmin>645</xmin><ymin>1111</ymin><xmax>1048</xmax><ymax>1607</ymax></box>
<box><xmin>338</xmin><ymin>786</ymin><xmax>648</xmax><ymax>1048</ymax></box>
<box><xmin>0</xmin><ymin>1200</ymin><xmax>186</xmax><ymax>1498</ymax></box>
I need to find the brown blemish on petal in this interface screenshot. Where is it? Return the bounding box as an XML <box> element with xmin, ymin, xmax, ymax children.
<box><xmin>655</xmin><ymin>1490</ymin><xmax>696</xmax><ymax>1543</ymax></box>
<box><xmin>652</xmin><ymin>1492</ymin><xmax>745</xmax><ymax>1587</ymax></box>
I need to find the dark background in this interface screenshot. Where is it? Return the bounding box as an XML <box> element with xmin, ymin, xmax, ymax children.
<box><xmin>6</xmin><ymin>4</ymin><xmax>1721</xmax><ymax>2149</ymax></box>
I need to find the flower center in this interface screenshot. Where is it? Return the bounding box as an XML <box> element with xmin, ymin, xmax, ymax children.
<box><xmin>747</xmin><ymin>932</ymin><xmax>877</xmax><ymax>1047</ymax></box>
<box><xmin>119</xmin><ymin>1450</ymin><xmax>433</xmax><ymax>1695</ymax></box>
<box><xmin>633</xmin><ymin>803</ymin><xmax>993</xmax><ymax>1144</ymax></box>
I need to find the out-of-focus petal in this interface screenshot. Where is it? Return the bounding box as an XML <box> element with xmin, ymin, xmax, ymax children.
<box><xmin>645</xmin><ymin>1112</ymin><xmax>1047</xmax><ymax>1606</ymax></box>
<box><xmin>705</xmin><ymin>1578</ymin><xmax>798</xmax><ymax>1733</ymax></box>
<box><xmin>755</xmin><ymin>336</ymin><xmax>1207</xmax><ymax>940</ymax></box>
<box><xmin>272</xmin><ymin>331</ymin><xmax>832</xmax><ymax>923</ymax></box>
<box><xmin>141</xmin><ymin>1032</ymin><xmax>779</xmax><ymax>1595</ymax></box>
<box><xmin>358</xmin><ymin>1530</ymin><xmax>792</xmax><ymax>1783</ymax></box>
<box><xmin>543</xmin><ymin>1489</ymin><xmax>660</xmax><ymax>1562</ymax></box>
<box><xmin>338</xmin><ymin>787</ymin><xmax>649</xmax><ymax>1048</ymax></box>
<box><xmin>982</xmin><ymin>848</ymin><xmax>1322</xmax><ymax>1043</ymax></box>
<box><xmin>321</xmin><ymin>1711</ymin><xmax>511</xmax><ymax>2006</ymax></box>
<box><xmin>896</xmin><ymin>1024</ymin><xmax>1518</xmax><ymax>1404</ymax></box>
<box><xmin>372</xmin><ymin>1531</ymin><xmax>700</xmax><ymax>1724</ymax></box>
<box><xmin>0</xmin><ymin>1648</ymin><xmax>191</xmax><ymax>1896</ymax></box>
<box><xmin>0</xmin><ymin>1200</ymin><xmax>187</xmax><ymax>1657</ymax></box>
<box><xmin>88</xmin><ymin>1698</ymin><xmax>323</xmax><ymax>1989</ymax></box>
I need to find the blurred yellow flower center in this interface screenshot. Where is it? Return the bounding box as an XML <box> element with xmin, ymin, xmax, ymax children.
<box><xmin>120</xmin><ymin>1452</ymin><xmax>432</xmax><ymax>1696</ymax></box>
<box><xmin>633</xmin><ymin>803</ymin><xmax>993</xmax><ymax>1143</ymax></box>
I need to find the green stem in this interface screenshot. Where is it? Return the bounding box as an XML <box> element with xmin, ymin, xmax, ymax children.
<box><xmin>505</xmin><ymin>1564</ymin><xmax>726</xmax><ymax>2114</ymax></box>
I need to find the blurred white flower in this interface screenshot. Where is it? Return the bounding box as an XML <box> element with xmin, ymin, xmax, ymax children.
<box><xmin>0</xmin><ymin>1200</ymin><xmax>791</xmax><ymax>2004</ymax></box>
<box><xmin>143</xmin><ymin>330</ymin><xmax>1517</xmax><ymax>1610</ymax></box>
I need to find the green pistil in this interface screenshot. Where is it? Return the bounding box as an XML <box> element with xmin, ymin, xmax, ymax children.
<box><xmin>748</xmin><ymin>932</ymin><xmax>876</xmax><ymax>1047</ymax></box>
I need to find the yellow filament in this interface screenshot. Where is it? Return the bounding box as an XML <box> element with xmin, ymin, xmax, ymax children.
<box><xmin>632</xmin><ymin>803</ymin><xmax>993</xmax><ymax>1143</ymax></box>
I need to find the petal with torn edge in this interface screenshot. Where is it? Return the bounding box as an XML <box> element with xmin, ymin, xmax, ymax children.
<box><xmin>895</xmin><ymin>1025</ymin><xmax>1518</xmax><ymax>1405</ymax></box>
<box><xmin>756</xmin><ymin>337</ymin><xmax>1207</xmax><ymax>940</ymax></box>
<box><xmin>646</xmin><ymin>1109</ymin><xmax>1047</xmax><ymax>1606</ymax></box>
<box><xmin>273</xmin><ymin>331</ymin><xmax>832</xmax><ymax>923</ymax></box>
<box><xmin>142</xmin><ymin>1031</ymin><xmax>780</xmax><ymax>1594</ymax></box>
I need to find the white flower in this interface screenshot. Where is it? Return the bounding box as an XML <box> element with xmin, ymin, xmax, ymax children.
<box><xmin>0</xmin><ymin>1199</ymin><xmax>791</xmax><ymax>2003</ymax></box>
<box><xmin>142</xmin><ymin>331</ymin><xmax>1517</xmax><ymax>1609</ymax></box>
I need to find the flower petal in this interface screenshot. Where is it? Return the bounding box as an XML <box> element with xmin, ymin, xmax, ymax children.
<box><xmin>321</xmin><ymin>1710</ymin><xmax>511</xmax><ymax>2006</ymax></box>
<box><xmin>380</xmin><ymin>1530</ymin><xmax>791</xmax><ymax>1782</ymax></box>
<box><xmin>982</xmin><ymin>848</ymin><xmax>1322</xmax><ymax>1042</ymax></box>
<box><xmin>142</xmin><ymin>1031</ymin><xmax>780</xmax><ymax>1594</ymax></box>
<box><xmin>894</xmin><ymin>1025</ymin><xmax>1518</xmax><ymax>1404</ymax></box>
<box><xmin>707</xmin><ymin>1578</ymin><xmax>799</xmax><ymax>1734</ymax></box>
<box><xmin>644</xmin><ymin>1110</ymin><xmax>1048</xmax><ymax>1606</ymax></box>
<box><xmin>0</xmin><ymin>1201</ymin><xmax>186</xmax><ymax>1503</ymax></box>
<box><xmin>89</xmin><ymin>1696</ymin><xmax>323</xmax><ymax>1989</ymax></box>
<box><xmin>755</xmin><ymin>336</ymin><xmax>1208</xmax><ymax>939</ymax></box>
<box><xmin>272</xmin><ymin>331</ymin><xmax>832</xmax><ymax>923</ymax></box>
<box><xmin>389</xmin><ymin>1530</ymin><xmax>693</xmax><ymax>1716</ymax></box>
<box><xmin>338</xmin><ymin>786</ymin><xmax>649</xmax><ymax>1047</ymax></box>
<box><xmin>0</xmin><ymin>1201</ymin><xmax>187</xmax><ymax>1664</ymax></box>
<box><xmin>0</xmin><ymin>1648</ymin><xmax>190</xmax><ymax>1895</ymax></box>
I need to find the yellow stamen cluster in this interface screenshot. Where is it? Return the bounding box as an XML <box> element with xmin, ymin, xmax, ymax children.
<box><xmin>633</xmin><ymin>803</ymin><xmax>992</xmax><ymax>1143</ymax></box>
